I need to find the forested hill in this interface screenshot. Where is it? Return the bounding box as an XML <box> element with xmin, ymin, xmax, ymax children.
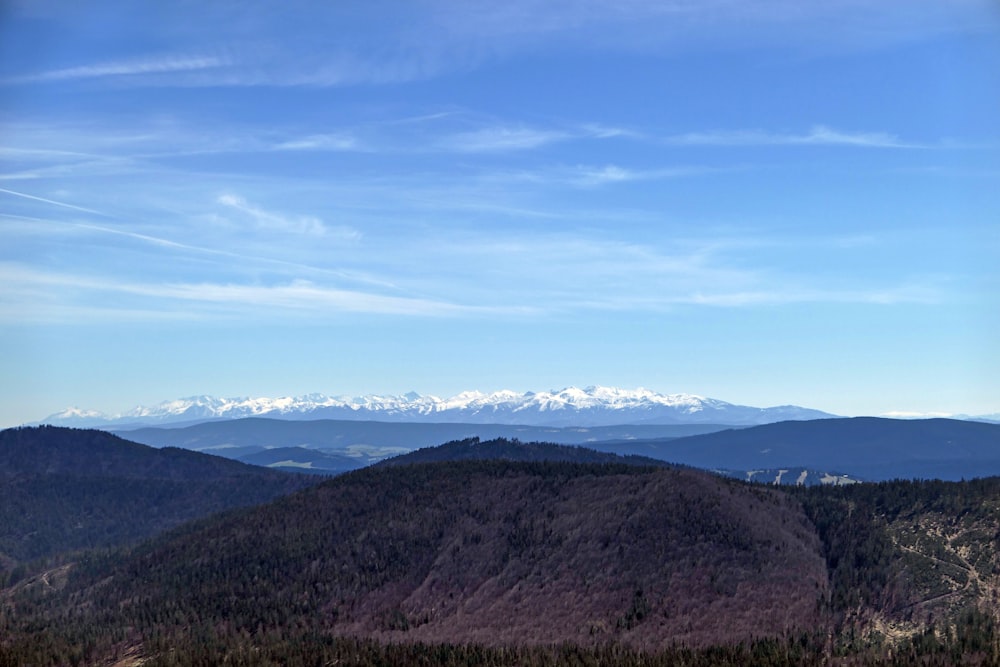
<box><xmin>377</xmin><ymin>437</ymin><xmax>674</xmax><ymax>468</ymax></box>
<box><xmin>2</xmin><ymin>460</ymin><xmax>830</xmax><ymax>662</ymax></box>
<box><xmin>0</xmin><ymin>425</ymin><xmax>274</xmax><ymax>480</ymax></box>
<box><xmin>3</xmin><ymin>434</ymin><xmax>1000</xmax><ymax>665</ymax></box>
<box><xmin>623</xmin><ymin>417</ymin><xmax>1000</xmax><ymax>480</ymax></box>
<box><xmin>0</xmin><ymin>426</ymin><xmax>318</xmax><ymax>577</ymax></box>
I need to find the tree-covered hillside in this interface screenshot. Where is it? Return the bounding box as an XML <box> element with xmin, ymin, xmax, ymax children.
<box><xmin>2</xmin><ymin>433</ymin><xmax>999</xmax><ymax>666</ymax></box>
<box><xmin>0</xmin><ymin>426</ymin><xmax>318</xmax><ymax>579</ymax></box>
<box><xmin>1</xmin><ymin>460</ymin><xmax>829</xmax><ymax>663</ymax></box>
<box><xmin>378</xmin><ymin>436</ymin><xmax>675</xmax><ymax>468</ymax></box>
<box><xmin>794</xmin><ymin>476</ymin><xmax>1000</xmax><ymax>653</ymax></box>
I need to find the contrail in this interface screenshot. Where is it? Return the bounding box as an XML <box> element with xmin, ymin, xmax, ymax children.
<box><xmin>0</xmin><ymin>187</ymin><xmax>107</xmax><ymax>216</ymax></box>
<box><xmin>0</xmin><ymin>211</ymin><xmax>398</xmax><ymax>290</ymax></box>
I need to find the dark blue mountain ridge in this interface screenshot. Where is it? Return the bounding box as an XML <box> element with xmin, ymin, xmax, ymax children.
<box><xmin>0</xmin><ymin>425</ymin><xmax>283</xmax><ymax>481</ymax></box>
<box><xmin>111</xmin><ymin>415</ymin><xmax>1000</xmax><ymax>482</ymax></box>
<box><xmin>602</xmin><ymin>417</ymin><xmax>1000</xmax><ymax>481</ymax></box>
<box><xmin>116</xmin><ymin>418</ymin><xmax>730</xmax><ymax>453</ymax></box>
<box><xmin>375</xmin><ymin>436</ymin><xmax>675</xmax><ymax>469</ymax></box>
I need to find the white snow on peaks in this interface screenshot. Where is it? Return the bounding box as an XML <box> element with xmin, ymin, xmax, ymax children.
<box><xmin>54</xmin><ymin>407</ymin><xmax>106</xmax><ymax>419</ymax></box>
<box><xmin>35</xmin><ymin>386</ymin><xmax>836</xmax><ymax>428</ymax></box>
<box><xmin>45</xmin><ymin>407</ymin><xmax>109</xmax><ymax>425</ymax></box>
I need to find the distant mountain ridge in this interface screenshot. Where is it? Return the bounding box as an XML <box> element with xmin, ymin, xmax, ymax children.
<box><xmin>38</xmin><ymin>386</ymin><xmax>835</xmax><ymax>428</ymax></box>
<box><xmin>112</xmin><ymin>415</ymin><xmax>1000</xmax><ymax>482</ymax></box>
<box><xmin>631</xmin><ymin>417</ymin><xmax>1000</xmax><ymax>481</ymax></box>
<box><xmin>116</xmin><ymin>418</ymin><xmax>728</xmax><ymax>456</ymax></box>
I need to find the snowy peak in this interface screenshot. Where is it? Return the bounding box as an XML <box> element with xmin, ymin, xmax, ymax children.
<box><xmin>36</xmin><ymin>386</ymin><xmax>836</xmax><ymax>428</ymax></box>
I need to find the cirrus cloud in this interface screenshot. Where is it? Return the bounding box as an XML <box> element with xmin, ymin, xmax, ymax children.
<box><xmin>216</xmin><ymin>193</ymin><xmax>361</xmax><ymax>240</ymax></box>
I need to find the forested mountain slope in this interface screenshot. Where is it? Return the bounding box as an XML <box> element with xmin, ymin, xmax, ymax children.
<box><xmin>2</xmin><ymin>438</ymin><xmax>999</xmax><ymax>665</ymax></box>
<box><xmin>0</xmin><ymin>426</ymin><xmax>317</xmax><ymax>577</ymax></box>
<box><xmin>1</xmin><ymin>461</ymin><xmax>829</xmax><ymax>662</ymax></box>
<box><xmin>377</xmin><ymin>437</ymin><xmax>674</xmax><ymax>468</ymax></box>
<box><xmin>793</xmin><ymin>477</ymin><xmax>1000</xmax><ymax>640</ymax></box>
<box><xmin>0</xmin><ymin>425</ymin><xmax>279</xmax><ymax>480</ymax></box>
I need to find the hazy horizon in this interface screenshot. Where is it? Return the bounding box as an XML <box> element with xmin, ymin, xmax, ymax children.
<box><xmin>2</xmin><ymin>1</ymin><xmax>998</xmax><ymax>428</ymax></box>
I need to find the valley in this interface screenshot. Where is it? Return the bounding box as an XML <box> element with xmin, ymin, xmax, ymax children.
<box><xmin>111</xmin><ymin>414</ymin><xmax>1000</xmax><ymax>482</ymax></box>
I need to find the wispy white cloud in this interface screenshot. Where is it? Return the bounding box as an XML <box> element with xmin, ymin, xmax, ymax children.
<box><xmin>139</xmin><ymin>280</ymin><xmax>506</xmax><ymax>317</ymax></box>
<box><xmin>0</xmin><ymin>156</ymin><xmax>139</xmax><ymax>181</ymax></box>
<box><xmin>0</xmin><ymin>202</ymin><xmax>958</xmax><ymax>334</ymax></box>
<box><xmin>470</xmin><ymin>162</ymin><xmax>727</xmax><ymax>189</ymax></box>
<box><xmin>0</xmin><ymin>186</ymin><xmax>107</xmax><ymax>215</ymax></box>
<box><xmin>0</xmin><ymin>263</ymin><xmax>524</xmax><ymax>322</ymax></box>
<box><xmin>6</xmin><ymin>54</ymin><xmax>230</xmax><ymax>84</ymax></box>
<box><xmin>429</xmin><ymin>120</ymin><xmax>639</xmax><ymax>154</ymax></box>
<box><xmin>678</xmin><ymin>284</ymin><xmax>942</xmax><ymax>307</ymax></box>
<box><xmin>554</xmin><ymin>283</ymin><xmax>944</xmax><ymax>311</ymax></box>
<box><xmin>440</xmin><ymin>126</ymin><xmax>569</xmax><ymax>152</ymax></box>
<box><xmin>578</xmin><ymin>123</ymin><xmax>642</xmax><ymax>139</ymax></box>
<box><xmin>403</xmin><ymin>228</ymin><xmax>948</xmax><ymax>313</ymax></box>
<box><xmin>4</xmin><ymin>114</ymin><xmax>926</xmax><ymax>187</ymax></box>
<box><xmin>0</xmin><ymin>121</ymin><xmax>262</xmax><ymax>171</ymax></box>
<box><xmin>0</xmin><ymin>146</ymin><xmax>96</xmax><ymax>160</ymax></box>
<box><xmin>269</xmin><ymin>117</ymin><xmax>633</xmax><ymax>155</ymax></box>
<box><xmin>273</xmin><ymin>134</ymin><xmax>361</xmax><ymax>151</ymax></box>
<box><xmin>3</xmin><ymin>1</ymin><xmax>989</xmax><ymax>91</ymax></box>
<box><xmin>0</xmin><ymin>114</ymin><xmax>572</xmax><ymax>164</ymax></box>
<box><xmin>427</xmin><ymin>0</ymin><xmax>996</xmax><ymax>56</ymax></box>
<box><xmin>797</xmin><ymin>125</ymin><xmax>919</xmax><ymax>148</ymax></box>
<box><xmin>216</xmin><ymin>193</ymin><xmax>360</xmax><ymax>239</ymax></box>
<box><xmin>569</xmin><ymin>164</ymin><xmax>719</xmax><ymax>186</ymax></box>
<box><xmin>664</xmin><ymin>125</ymin><xmax>922</xmax><ymax>148</ymax></box>
<box><xmin>577</xmin><ymin>165</ymin><xmax>633</xmax><ymax>185</ymax></box>
<box><xmin>1</xmin><ymin>213</ymin><xmax>395</xmax><ymax>290</ymax></box>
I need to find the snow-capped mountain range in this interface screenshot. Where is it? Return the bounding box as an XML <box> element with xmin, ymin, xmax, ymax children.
<box><xmin>38</xmin><ymin>386</ymin><xmax>836</xmax><ymax>428</ymax></box>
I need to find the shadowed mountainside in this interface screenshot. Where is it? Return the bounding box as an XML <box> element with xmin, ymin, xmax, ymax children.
<box><xmin>0</xmin><ymin>426</ymin><xmax>318</xmax><ymax>576</ymax></box>
<box><xmin>0</xmin><ymin>425</ymin><xmax>281</xmax><ymax>480</ymax></box>
<box><xmin>1</xmin><ymin>460</ymin><xmax>829</xmax><ymax>660</ymax></box>
<box><xmin>598</xmin><ymin>417</ymin><xmax>1000</xmax><ymax>481</ymax></box>
<box><xmin>377</xmin><ymin>436</ymin><xmax>674</xmax><ymax>468</ymax></box>
<box><xmin>2</xmin><ymin>436</ymin><xmax>999</xmax><ymax>665</ymax></box>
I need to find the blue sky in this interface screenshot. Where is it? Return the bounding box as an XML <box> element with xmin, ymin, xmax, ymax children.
<box><xmin>2</xmin><ymin>0</ymin><xmax>998</xmax><ymax>426</ymax></box>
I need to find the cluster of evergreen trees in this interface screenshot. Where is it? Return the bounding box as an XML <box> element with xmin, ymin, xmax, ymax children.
<box><xmin>3</xmin><ymin>623</ymin><xmax>996</xmax><ymax>666</ymax></box>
